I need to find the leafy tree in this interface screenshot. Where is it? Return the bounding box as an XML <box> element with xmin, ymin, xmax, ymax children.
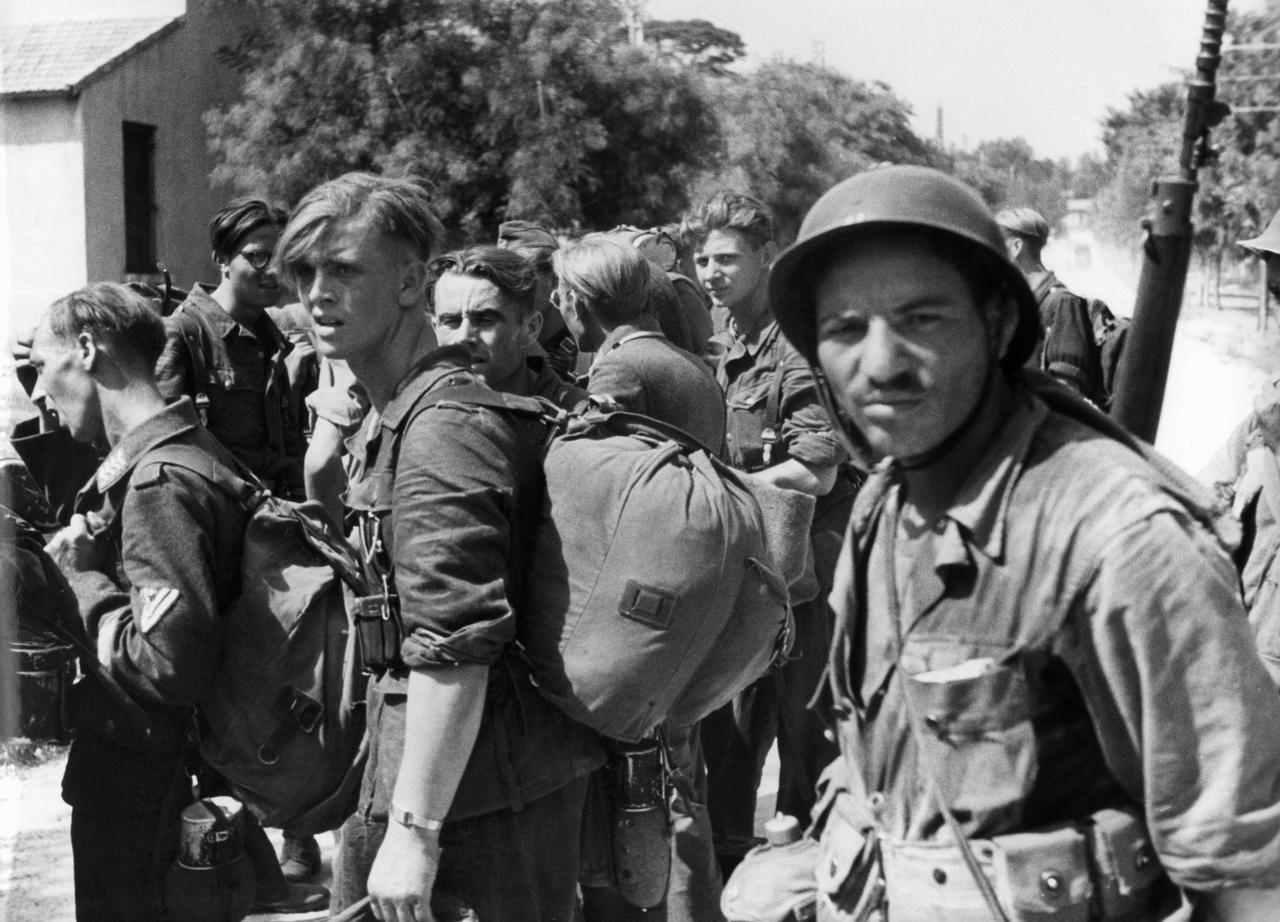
<box><xmin>644</xmin><ymin>19</ymin><xmax>745</xmax><ymax>74</ymax></box>
<box><xmin>1088</xmin><ymin>9</ymin><xmax>1280</xmax><ymax>270</ymax></box>
<box><xmin>205</xmin><ymin>0</ymin><xmax>719</xmax><ymax>240</ymax></box>
<box><xmin>947</xmin><ymin>137</ymin><xmax>1071</xmax><ymax>229</ymax></box>
<box><xmin>690</xmin><ymin>59</ymin><xmax>932</xmax><ymax>243</ymax></box>
<box><xmin>1090</xmin><ymin>82</ymin><xmax>1185</xmax><ymax>248</ymax></box>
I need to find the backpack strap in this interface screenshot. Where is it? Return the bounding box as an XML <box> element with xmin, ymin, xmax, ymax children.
<box><xmin>170</xmin><ymin>306</ymin><xmax>215</xmax><ymax>427</ymax></box>
<box><xmin>1025</xmin><ymin>369</ymin><xmax>1240</xmax><ymax>551</ymax></box>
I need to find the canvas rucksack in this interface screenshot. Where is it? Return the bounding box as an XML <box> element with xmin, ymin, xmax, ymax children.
<box><xmin>144</xmin><ymin>443</ymin><xmax>370</xmax><ymax>835</ymax></box>
<box><xmin>1087</xmin><ymin>298</ymin><xmax>1130</xmax><ymax>410</ymax></box>
<box><xmin>370</xmin><ymin>381</ymin><xmax>794</xmax><ymax>743</ymax></box>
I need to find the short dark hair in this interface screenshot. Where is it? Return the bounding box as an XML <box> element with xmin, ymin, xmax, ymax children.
<box><xmin>429</xmin><ymin>246</ymin><xmax>538</xmax><ymax>318</ymax></box>
<box><xmin>682</xmin><ymin>191</ymin><xmax>775</xmax><ymax>250</ymax></box>
<box><xmin>210</xmin><ymin>197</ymin><xmax>287</xmax><ymax>261</ymax></box>
<box><xmin>277</xmin><ymin>173</ymin><xmax>446</xmax><ymax>282</ymax></box>
<box><xmin>553</xmin><ymin>235</ymin><xmax>652</xmax><ymax>328</ymax></box>
<box><xmin>45</xmin><ymin>282</ymin><xmax>166</xmax><ymax>369</ymax></box>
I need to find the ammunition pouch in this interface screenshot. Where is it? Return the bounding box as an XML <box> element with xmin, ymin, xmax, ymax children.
<box><xmin>814</xmin><ymin>801</ymin><xmax>1164</xmax><ymax>922</ymax></box>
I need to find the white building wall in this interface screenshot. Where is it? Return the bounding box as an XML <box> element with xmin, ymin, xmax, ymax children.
<box><xmin>1</xmin><ymin>96</ymin><xmax>87</xmax><ymax>338</ymax></box>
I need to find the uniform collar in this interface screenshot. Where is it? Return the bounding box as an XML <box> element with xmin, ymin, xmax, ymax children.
<box><xmin>727</xmin><ymin>314</ymin><xmax>779</xmax><ymax>358</ymax></box>
<box><xmin>1030</xmin><ymin>270</ymin><xmax>1061</xmax><ymax>304</ymax></box>
<box><xmin>86</xmin><ymin>399</ymin><xmax>203</xmax><ymax>494</ymax></box>
<box><xmin>184</xmin><ymin>284</ymin><xmax>291</xmax><ymax>357</ymax></box>
<box><xmin>595</xmin><ymin>319</ymin><xmax>662</xmax><ymax>356</ymax></box>
<box><xmin>934</xmin><ymin>389</ymin><xmax>1046</xmax><ymax>564</ymax></box>
<box><xmin>378</xmin><ymin>344</ymin><xmax>479</xmax><ymax>431</ymax></box>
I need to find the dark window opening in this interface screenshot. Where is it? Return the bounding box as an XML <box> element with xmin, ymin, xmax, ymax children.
<box><xmin>123</xmin><ymin>122</ymin><xmax>157</xmax><ymax>275</ymax></box>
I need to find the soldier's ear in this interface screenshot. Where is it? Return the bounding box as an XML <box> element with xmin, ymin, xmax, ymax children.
<box><xmin>397</xmin><ymin>258</ymin><xmax>430</xmax><ymax>308</ymax></box>
<box><xmin>76</xmin><ymin>331</ymin><xmax>100</xmax><ymax>372</ymax></box>
<box><xmin>760</xmin><ymin>239</ymin><xmax>779</xmax><ymax>265</ymax></box>
<box><xmin>522</xmin><ymin>307</ymin><xmax>543</xmax><ymax>347</ymax></box>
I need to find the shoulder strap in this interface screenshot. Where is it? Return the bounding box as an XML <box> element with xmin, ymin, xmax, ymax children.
<box><xmin>762</xmin><ymin>329</ymin><xmax>787</xmax><ymax>465</ymax></box>
<box><xmin>171</xmin><ymin>307</ymin><xmax>213</xmax><ymax>426</ymax></box>
<box><xmin>139</xmin><ymin>438</ymin><xmax>258</xmax><ymax>505</ymax></box>
<box><xmin>1023</xmin><ymin>369</ymin><xmax>1239</xmax><ymax>550</ymax></box>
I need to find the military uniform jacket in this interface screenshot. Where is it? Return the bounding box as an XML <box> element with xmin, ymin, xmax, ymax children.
<box><xmin>1028</xmin><ymin>272</ymin><xmax>1104</xmax><ymax>401</ymax></box>
<box><xmin>350</xmin><ymin>346</ymin><xmax>603</xmax><ymax>821</ymax></box>
<box><xmin>713</xmin><ymin>315</ymin><xmax>844</xmax><ymax>474</ymax></box>
<box><xmin>821</xmin><ymin>384</ymin><xmax>1280</xmax><ymax>891</ymax></box>
<box><xmin>156</xmin><ymin>285</ymin><xmax>305</xmax><ymax>498</ymax></box>
<box><xmin>61</xmin><ymin>400</ymin><xmax>248</xmax><ymax>815</ymax></box>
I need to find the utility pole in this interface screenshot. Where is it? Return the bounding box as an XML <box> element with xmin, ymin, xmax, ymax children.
<box><xmin>622</xmin><ymin>0</ymin><xmax>645</xmax><ymax>47</ymax></box>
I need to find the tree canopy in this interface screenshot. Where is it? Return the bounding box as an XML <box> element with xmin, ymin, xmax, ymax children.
<box><xmin>204</xmin><ymin>0</ymin><xmax>938</xmax><ymax>244</ymax></box>
<box><xmin>206</xmin><ymin>0</ymin><xmax>718</xmax><ymax>241</ymax></box>
<box><xmin>689</xmin><ymin>59</ymin><xmax>933</xmax><ymax>244</ymax></box>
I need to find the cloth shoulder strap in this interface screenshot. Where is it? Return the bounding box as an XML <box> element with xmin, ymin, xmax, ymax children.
<box><xmin>170</xmin><ymin>306</ymin><xmax>214</xmax><ymax>423</ymax></box>
<box><xmin>1023</xmin><ymin>369</ymin><xmax>1239</xmax><ymax>550</ymax></box>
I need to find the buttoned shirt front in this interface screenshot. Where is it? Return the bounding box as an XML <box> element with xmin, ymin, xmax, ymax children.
<box><xmin>713</xmin><ymin>315</ymin><xmax>843</xmax><ymax>473</ymax></box>
<box><xmin>155</xmin><ymin>285</ymin><xmax>305</xmax><ymax>497</ymax></box>
<box><xmin>826</xmin><ymin>385</ymin><xmax>1280</xmax><ymax>890</ymax></box>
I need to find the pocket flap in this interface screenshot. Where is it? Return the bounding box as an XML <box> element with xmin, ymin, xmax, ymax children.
<box><xmin>1086</xmin><ymin>806</ymin><xmax>1163</xmax><ymax>917</ymax></box>
<box><xmin>993</xmin><ymin>824</ymin><xmax>1092</xmax><ymax>917</ymax></box>
<box><xmin>815</xmin><ymin>791</ymin><xmax>873</xmax><ymax>897</ymax></box>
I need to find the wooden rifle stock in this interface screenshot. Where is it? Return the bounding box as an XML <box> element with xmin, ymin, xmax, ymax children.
<box><xmin>1111</xmin><ymin>0</ymin><xmax>1230</xmax><ymax>441</ymax></box>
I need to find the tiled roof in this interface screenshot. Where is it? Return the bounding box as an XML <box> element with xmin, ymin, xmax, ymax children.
<box><xmin>1</xmin><ymin>17</ymin><xmax>181</xmax><ymax>97</ymax></box>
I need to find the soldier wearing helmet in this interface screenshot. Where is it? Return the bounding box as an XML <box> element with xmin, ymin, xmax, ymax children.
<box><xmin>1197</xmin><ymin>210</ymin><xmax>1280</xmax><ymax>688</ymax></box>
<box><xmin>766</xmin><ymin>165</ymin><xmax>1280</xmax><ymax>920</ymax></box>
<box><xmin>1239</xmin><ymin>209</ymin><xmax>1280</xmax><ymax>300</ymax></box>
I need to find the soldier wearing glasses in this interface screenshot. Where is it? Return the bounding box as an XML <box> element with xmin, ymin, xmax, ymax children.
<box><xmin>154</xmin><ymin>197</ymin><xmax>306</xmax><ymax>498</ymax></box>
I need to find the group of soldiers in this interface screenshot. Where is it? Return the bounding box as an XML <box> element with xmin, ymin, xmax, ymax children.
<box><xmin>10</xmin><ymin>160</ymin><xmax>1280</xmax><ymax>922</ymax></box>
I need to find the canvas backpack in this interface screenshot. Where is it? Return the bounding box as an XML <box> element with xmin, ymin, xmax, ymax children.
<box><xmin>370</xmin><ymin>381</ymin><xmax>794</xmax><ymax>743</ymax></box>
<box><xmin>144</xmin><ymin>442</ymin><xmax>370</xmax><ymax>835</ymax></box>
<box><xmin>1087</xmin><ymin>298</ymin><xmax>1130</xmax><ymax>410</ymax></box>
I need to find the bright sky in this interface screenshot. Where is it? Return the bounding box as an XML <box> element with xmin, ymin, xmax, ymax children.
<box><xmin>647</xmin><ymin>0</ymin><xmax>1263</xmax><ymax>162</ymax></box>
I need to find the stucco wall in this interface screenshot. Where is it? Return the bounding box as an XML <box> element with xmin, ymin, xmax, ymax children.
<box><xmin>79</xmin><ymin>2</ymin><xmax>250</xmax><ymax>297</ymax></box>
<box><xmin>1</xmin><ymin>0</ymin><xmax>251</xmax><ymax>343</ymax></box>
<box><xmin>1</xmin><ymin>96</ymin><xmax>87</xmax><ymax>339</ymax></box>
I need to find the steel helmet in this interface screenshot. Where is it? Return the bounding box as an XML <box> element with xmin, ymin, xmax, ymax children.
<box><xmin>1239</xmin><ymin>209</ymin><xmax>1280</xmax><ymax>257</ymax></box>
<box><xmin>769</xmin><ymin>164</ymin><xmax>1039</xmax><ymax>371</ymax></box>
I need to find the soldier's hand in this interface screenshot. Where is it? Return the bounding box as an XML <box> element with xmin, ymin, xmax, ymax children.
<box><xmin>46</xmin><ymin>515</ymin><xmax>105</xmax><ymax>572</ymax></box>
<box><xmin>367</xmin><ymin>821</ymin><xmax>441</xmax><ymax>922</ymax></box>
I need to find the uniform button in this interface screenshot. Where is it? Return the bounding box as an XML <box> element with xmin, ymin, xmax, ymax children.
<box><xmin>932</xmin><ymin>868</ymin><xmax>947</xmax><ymax>884</ymax></box>
<box><xmin>1039</xmin><ymin>871</ymin><xmax>1064</xmax><ymax>899</ymax></box>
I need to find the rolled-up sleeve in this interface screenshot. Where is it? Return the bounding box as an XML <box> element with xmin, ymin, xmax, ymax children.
<box><xmin>777</xmin><ymin>340</ymin><xmax>845</xmax><ymax>469</ymax></box>
<box><xmin>392</xmin><ymin>404</ymin><xmax>523</xmax><ymax>668</ymax></box>
<box><xmin>1069</xmin><ymin>508</ymin><xmax>1280</xmax><ymax>891</ymax></box>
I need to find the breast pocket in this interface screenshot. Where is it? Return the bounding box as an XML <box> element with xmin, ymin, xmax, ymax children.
<box><xmin>903</xmin><ymin>652</ymin><xmax>1038</xmax><ymax>837</ymax></box>
<box><xmin>725</xmin><ymin>381</ymin><xmax>773</xmax><ymax>471</ymax></box>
